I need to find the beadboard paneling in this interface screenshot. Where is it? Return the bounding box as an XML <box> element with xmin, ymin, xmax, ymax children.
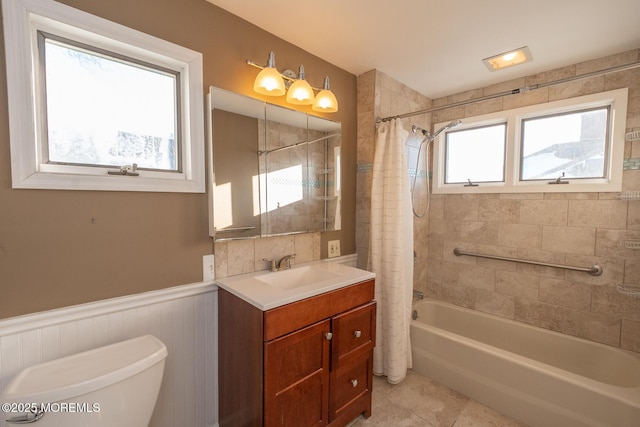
<box><xmin>0</xmin><ymin>282</ymin><xmax>218</xmax><ymax>427</ymax></box>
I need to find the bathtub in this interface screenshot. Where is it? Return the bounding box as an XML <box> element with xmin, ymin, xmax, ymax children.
<box><xmin>410</xmin><ymin>299</ymin><xmax>640</xmax><ymax>427</ymax></box>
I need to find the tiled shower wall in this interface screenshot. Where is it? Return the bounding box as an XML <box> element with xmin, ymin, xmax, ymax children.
<box><xmin>357</xmin><ymin>49</ymin><xmax>640</xmax><ymax>352</ymax></box>
<box><xmin>356</xmin><ymin>70</ymin><xmax>433</xmax><ymax>288</ymax></box>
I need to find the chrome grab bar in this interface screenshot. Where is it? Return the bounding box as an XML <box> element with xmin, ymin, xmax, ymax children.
<box><xmin>453</xmin><ymin>248</ymin><xmax>603</xmax><ymax>276</ymax></box>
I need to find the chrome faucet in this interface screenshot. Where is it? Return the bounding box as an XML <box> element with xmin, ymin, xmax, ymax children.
<box><xmin>276</xmin><ymin>254</ymin><xmax>296</xmax><ymax>271</ymax></box>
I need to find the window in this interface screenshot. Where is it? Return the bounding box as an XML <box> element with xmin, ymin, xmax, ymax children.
<box><xmin>520</xmin><ymin>107</ymin><xmax>609</xmax><ymax>181</ymax></box>
<box><xmin>445</xmin><ymin>124</ymin><xmax>506</xmax><ymax>184</ymax></box>
<box><xmin>433</xmin><ymin>88</ymin><xmax>628</xmax><ymax>194</ymax></box>
<box><xmin>3</xmin><ymin>0</ymin><xmax>205</xmax><ymax>192</ymax></box>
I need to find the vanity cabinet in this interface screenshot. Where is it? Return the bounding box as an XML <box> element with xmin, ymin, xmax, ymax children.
<box><xmin>219</xmin><ymin>279</ymin><xmax>376</xmax><ymax>427</ymax></box>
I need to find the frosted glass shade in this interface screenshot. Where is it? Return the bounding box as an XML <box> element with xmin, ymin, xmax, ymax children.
<box><xmin>253</xmin><ymin>67</ymin><xmax>286</xmax><ymax>96</ymax></box>
<box><xmin>286</xmin><ymin>79</ymin><xmax>314</xmax><ymax>105</ymax></box>
<box><xmin>312</xmin><ymin>89</ymin><xmax>338</xmax><ymax>112</ymax></box>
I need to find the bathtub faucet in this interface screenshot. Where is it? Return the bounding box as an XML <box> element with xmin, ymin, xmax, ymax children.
<box><xmin>413</xmin><ymin>289</ymin><xmax>424</xmax><ymax>299</ymax></box>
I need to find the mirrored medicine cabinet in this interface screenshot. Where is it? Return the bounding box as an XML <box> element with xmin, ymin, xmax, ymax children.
<box><xmin>207</xmin><ymin>87</ymin><xmax>342</xmax><ymax>241</ymax></box>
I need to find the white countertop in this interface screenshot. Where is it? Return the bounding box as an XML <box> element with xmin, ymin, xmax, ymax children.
<box><xmin>215</xmin><ymin>260</ymin><xmax>375</xmax><ymax>311</ymax></box>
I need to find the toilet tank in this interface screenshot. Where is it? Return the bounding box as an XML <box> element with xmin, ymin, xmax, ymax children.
<box><xmin>1</xmin><ymin>335</ymin><xmax>167</xmax><ymax>426</ymax></box>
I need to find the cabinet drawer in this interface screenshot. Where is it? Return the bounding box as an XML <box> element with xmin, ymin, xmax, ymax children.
<box><xmin>264</xmin><ymin>280</ymin><xmax>374</xmax><ymax>341</ymax></box>
<box><xmin>331</xmin><ymin>301</ymin><xmax>376</xmax><ymax>368</ymax></box>
<box><xmin>329</xmin><ymin>353</ymin><xmax>372</xmax><ymax>422</ymax></box>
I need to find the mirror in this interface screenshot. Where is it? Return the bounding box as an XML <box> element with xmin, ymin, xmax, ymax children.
<box><xmin>207</xmin><ymin>87</ymin><xmax>341</xmax><ymax>240</ymax></box>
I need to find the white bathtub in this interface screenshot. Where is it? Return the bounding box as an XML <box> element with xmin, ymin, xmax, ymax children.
<box><xmin>410</xmin><ymin>299</ymin><xmax>640</xmax><ymax>427</ymax></box>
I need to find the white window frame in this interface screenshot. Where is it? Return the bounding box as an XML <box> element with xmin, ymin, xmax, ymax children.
<box><xmin>2</xmin><ymin>0</ymin><xmax>205</xmax><ymax>192</ymax></box>
<box><xmin>433</xmin><ymin>88</ymin><xmax>628</xmax><ymax>194</ymax></box>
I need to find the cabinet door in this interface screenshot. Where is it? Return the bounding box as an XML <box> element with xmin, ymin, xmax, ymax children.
<box><xmin>330</xmin><ymin>301</ymin><xmax>376</xmax><ymax>369</ymax></box>
<box><xmin>264</xmin><ymin>319</ymin><xmax>331</xmax><ymax>427</ymax></box>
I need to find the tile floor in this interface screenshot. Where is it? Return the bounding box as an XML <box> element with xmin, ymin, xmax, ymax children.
<box><xmin>350</xmin><ymin>370</ymin><xmax>527</xmax><ymax>427</ymax></box>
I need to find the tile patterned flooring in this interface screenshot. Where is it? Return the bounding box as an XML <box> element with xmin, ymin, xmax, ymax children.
<box><xmin>350</xmin><ymin>371</ymin><xmax>527</xmax><ymax>427</ymax></box>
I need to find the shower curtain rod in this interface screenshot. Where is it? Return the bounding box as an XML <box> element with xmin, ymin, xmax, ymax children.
<box><xmin>377</xmin><ymin>60</ymin><xmax>640</xmax><ymax>123</ymax></box>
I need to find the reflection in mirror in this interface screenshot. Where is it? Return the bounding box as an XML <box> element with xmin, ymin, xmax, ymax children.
<box><xmin>208</xmin><ymin>87</ymin><xmax>341</xmax><ymax>241</ymax></box>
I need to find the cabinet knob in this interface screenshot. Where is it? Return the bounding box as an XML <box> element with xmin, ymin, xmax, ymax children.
<box><xmin>325</xmin><ymin>332</ymin><xmax>333</xmax><ymax>340</ymax></box>
<box><xmin>351</xmin><ymin>379</ymin><xmax>358</xmax><ymax>388</ymax></box>
<box><xmin>353</xmin><ymin>330</ymin><xmax>362</xmax><ymax>338</ymax></box>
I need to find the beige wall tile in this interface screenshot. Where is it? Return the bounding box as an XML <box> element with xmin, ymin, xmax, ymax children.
<box><xmin>542</xmin><ymin>226</ymin><xmax>595</xmax><ymax>255</ymax></box>
<box><xmin>465</xmin><ymin>97</ymin><xmax>503</xmax><ymax>117</ymax></box>
<box><xmin>294</xmin><ymin>232</ymin><xmax>320</xmax><ymax>263</ymax></box>
<box><xmin>495</xmin><ymin>270</ymin><xmax>539</xmax><ymax>299</ymax></box>
<box><xmin>498</xmin><ymin>223</ymin><xmax>542</xmax><ymax>249</ymax></box>
<box><xmin>214</xmin><ymin>240</ymin><xmax>228</xmax><ymax>279</ymax></box>
<box><xmin>227</xmin><ymin>239</ymin><xmax>256</xmax><ymax>276</ymax></box>
<box><xmin>568</xmin><ymin>200</ymin><xmax>628</xmax><ymax>229</ymax></box>
<box><xmin>475</xmin><ymin>244</ymin><xmax>519</xmax><ymax>271</ymax></box>
<box><xmin>628</xmin><ymin>202</ymin><xmax>640</xmax><ymax>230</ymax></box>
<box><xmin>475</xmin><ymin>289</ymin><xmax>515</xmax><ymax>319</ymax></box>
<box><xmin>503</xmin><ymin>88</ymin><xmax>550</xmax><ymax>110</ymax></box>
<box><xmin>483</xmin><ymin>78</ymin><xmax>526</xmax><ymax>96</ymax></box>
<box><xmin>254</xmin><ymin>235</ymin><xmax>295</xmax><ymax>271</ymax></box>
<box><xmin>426</xmin><ymin>258</ymin><xmax>459</xmax><ymax>286</ymax></box>
<box><xmin>538</xmin><ymin>278</ymin><xmax>592</xmax><ymax>311</ymax></box>
<box><xmin>478</xmin><ymin>198</ymin><xmax>519</xmax><ymax>223</ymax></box>
<box><xmin>515</xmin><ymin>248</ymin><xmax>567</xmax><ymax>279</ymax></box>
<box><xmin>548</xmin><ymin>75</ymin><xmax>605</xmax><ymax>101</ymax></box>
<box><xmin>591</xmin><ymin>285</ymin><xmax>640</xmax><ymax>318</ymax></box>
<box><xmin>624</xmin><ymin>259</ymin><xmax>640</xmax><ymax>286</ymax></box>
<box><xmin>621</xmin><ymin>319</ymin><xmax>640</xmax><ymax>352</ymax></box>
<box><xmin>565</xmin><ymin>254</ymin><xmax>625</xmax><ymax>286</ymax></box>
<box><xmin>428</xmin><ymin>218</ymin><xmax>460</xmax><ymax>240</ymax></box>
<box><xmin>429</xmin><ymin>197</ymin><xmax>445</xmax><ymax>220</ymax></box>
<box><xmin>461</xmin><ymin>221</ymin><xmax>500</xmax><ymax>245</ymax></box>
<box><xmin>576</xmin><ymin>50</ymin><xmax>639</xmax><ymax>75</ymax></box>
<box><xmin>440</xmin><ymin>282</ymin><xmax>476</xmax><ymax>309</ymax></box>
<box><xmin>458</xmin><ymin>264</ymin><xmax>495</xmax><ymax>290</ymax></box>
<box><xmin>595</xmin><ymin>229</ymin><xmax>640</xmax><ymax>260</ymax></box>
<box><xmin>444</xmin><ymin>196</ymin><xmax>479</xmax><ymax>220</ymax></box>
<box><xmin>519</xmin><ymin>200</ymin><xmax>568</xmax><ymax>226</ymax></box>
<box><xmin>444</xmin><ymin>240</ymin><xmax>477</xmax><ymax>265</ymax></box>
<box><xmin>525</xmin><ymin>64</ymin><xmax>576</xmax><ymax>86</ymax></box>
<box><xmin>584</xmin><ymin>315</ymin><xmax>621</xmax><ymax>346</ymax></box>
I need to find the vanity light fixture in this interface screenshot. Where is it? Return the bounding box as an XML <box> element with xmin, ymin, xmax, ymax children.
<box><xmin>253</xmin><ymin>51</ymin><xmax>286</xmax><ymax>96</ymax></box>
<box><xmin>247</xmin><ymin>51</ymin><xmax>339</xmax><ymax>112</ymax></box>
<box><xmin>483</xmin><ymin>46</ymin><xmax>532</xmax><ymax>71</ymax></box>
<box><xmin>312</xmin><ymin>76</ymin><xmax>338</xmax><ymax>113</ymax></box>
<box><xmin>286</xmin><ymin>65</ymin><xmax>314</xmax><ymax>105</ymax></box>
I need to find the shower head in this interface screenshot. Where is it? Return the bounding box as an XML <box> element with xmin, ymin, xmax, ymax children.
<box><xmin>411</xmin><ymin>125</ymin><xmax>429</xmax><ymax>136</ymax></box>
<box><xmin>431</xmin><ymin>120</ymin><xmax>462</xmax><ymax>140</ymax></box>
<box><xmin>411</xmin><ymin>120</ymin><xmax>462</xmax><ymax>142</ymax></box>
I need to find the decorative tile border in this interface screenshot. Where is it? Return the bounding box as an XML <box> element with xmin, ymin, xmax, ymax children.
<box><xmin>624</xmin><ymin>157</ymin><xmax>640</xmax><ymax>170</ymax></box>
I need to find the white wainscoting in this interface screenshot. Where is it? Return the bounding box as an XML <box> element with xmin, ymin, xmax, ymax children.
<box><xmin>0</xmin><ymin>281</ymin><xmax>218</xmax><ymax>427</ymax></box>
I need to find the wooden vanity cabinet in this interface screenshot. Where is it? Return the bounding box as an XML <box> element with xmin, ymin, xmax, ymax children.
<box><xmin>219</xmin><ymin>279</ymin><xmax>376</xmax><ymax>427</ymax></box>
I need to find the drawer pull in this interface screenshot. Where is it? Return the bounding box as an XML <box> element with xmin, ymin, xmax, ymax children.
<box><xmin>353</xmin><ymin>330</ymin><xmax>362</xmax><ymax>338</ymax></box>
<box><xmin>350</xmin><ymin>379</ymin><xmax>358</xmax><ymax>388</ymax></box>
<box><xmin>325</xmin><ymin>332</ymin><xmax>333</xmax><ymax>340</ymax></box>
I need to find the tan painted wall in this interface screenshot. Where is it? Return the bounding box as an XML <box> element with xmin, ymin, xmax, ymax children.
<box><xmin>0</xmin><ymin>0</ymin><xmax>357</xmax><ymax>318</ymax></box>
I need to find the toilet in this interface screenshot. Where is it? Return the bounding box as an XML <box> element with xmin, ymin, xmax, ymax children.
<box><xmin>0</xmin><ymin>335</ymin><xmax>167</xmax><ymax>426</ymax></box>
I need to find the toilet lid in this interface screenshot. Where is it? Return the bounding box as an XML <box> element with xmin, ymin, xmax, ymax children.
<box><xmin>0</xmin><ymin>335</ymin><xmax>167</xmax><ymax>404</ymax></box>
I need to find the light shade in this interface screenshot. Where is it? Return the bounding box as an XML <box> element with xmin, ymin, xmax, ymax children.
<box><xmin>253</xmin><ymin>52</ymin><xmax>285</xmax><ymax>96</ymax></box>
<box><xmin>286</xmin><ymin>65</ymin><xmax>314</xmax><ymax>105</ymax></box>
<box><xmin>483</xmin><ymin>46</ymin><xmax>532</xmax><ymax>71</ymax></box>
<box><xmin>312</xmin><ymin>76</ymin><xmax>338</xmax><ymax>113</ymax></box>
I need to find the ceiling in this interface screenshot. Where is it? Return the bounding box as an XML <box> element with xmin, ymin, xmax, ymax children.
<box><xmin>206</xmin><ymin>0</ymin><xmax>640</xmax><ymax>100</ymax></box>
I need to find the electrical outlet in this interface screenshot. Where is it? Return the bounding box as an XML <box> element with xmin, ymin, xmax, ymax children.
<box><xmin>328</xmin><ymin>240</ymin><xmax>341</xmax><ymax>258</ymax></box>
<box><xmin>202</xmin><ymin>254</ymin><xmax>215</xmax><ymax>281</ymax></box>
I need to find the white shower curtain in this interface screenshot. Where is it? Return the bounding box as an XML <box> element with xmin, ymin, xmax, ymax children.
<box><xmin>368</xmin><ymin>118</ymin><xmax>414</xmax><ymax>384</ymax></box>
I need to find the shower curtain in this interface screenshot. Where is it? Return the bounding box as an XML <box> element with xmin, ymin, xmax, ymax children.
<box><xmin>368</xmin><ymin>118</ymin><xmax>414</xmax><ymax>384</ymax></box>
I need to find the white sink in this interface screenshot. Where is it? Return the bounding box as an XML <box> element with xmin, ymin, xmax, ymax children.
<box><xmin>255</xmin><ymin>265</ymin><xmax>342</xmax><ymax>290</ymax></box>
<box><xmin>215</xmin><ymin>260</ymin><xmax>376</xmax><ymax>310</ymax></box>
